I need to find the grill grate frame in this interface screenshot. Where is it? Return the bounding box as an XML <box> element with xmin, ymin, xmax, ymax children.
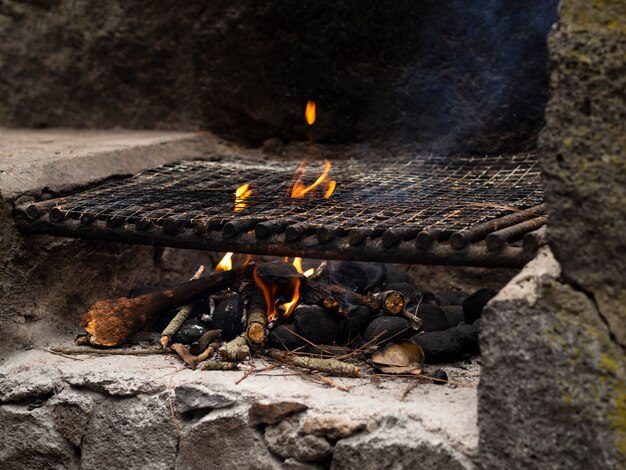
<box><xmin>16</xmin><ymin>154</ymin><xmax>546</xmax><ymax>267</ymax></box>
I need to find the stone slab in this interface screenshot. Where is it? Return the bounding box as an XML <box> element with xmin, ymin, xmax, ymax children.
<box><xmin>0</xmin><ymin>349</ymin><xmax>479</xmax><ymax>469</ymax></box>
<box><xmin>0</xmin><ymin>128</ymin><xmax>235</xmax><ymax>200</ymax></box>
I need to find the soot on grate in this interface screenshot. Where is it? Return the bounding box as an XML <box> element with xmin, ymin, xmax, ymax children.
<box><xmin>17</xmin><ymin>154</ymin><xmax>545</xmax><ymax>267</ymax></box>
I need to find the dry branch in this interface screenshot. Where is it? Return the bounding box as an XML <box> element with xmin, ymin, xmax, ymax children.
<box><xmin>171</xmin><ymin>343</ymin><xmax>200</xmax><ymax>370</ymax></box>
<box><xmin>160</xmin><ymin>304</ymin><xmax>194</xmax><ymax>348</ymax></box>
<box><xmin>264</xmin><ymin>349</ymin><xmax>360</xmax><ymax>377</ymax></box>
<box><xmin>200</xmin><ymin>361</ymin><xmax>240</xmax><ymax>371</ymax></box>
<box><xmin>371</xmin><ymin>290</ymin><xmax>406</xmax><ymax>315</ymax></box>
<box><xmin>80</xmin><ymin>270</ymin><xmax>236</xmax><ymax>347</ymax></box>
<box><xmin>219</xmin><ymin>333</ymin><xmax>250</xmax><ymax>361</ymax></box>
<box><xmin>50</xmin><ymin>346</ymin><xmax>166</xmax><ymax>355</ymax></box>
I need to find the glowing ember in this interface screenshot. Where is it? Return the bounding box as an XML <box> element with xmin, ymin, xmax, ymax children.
<box><xmin>305</xmin><ymin>100</ymin><xmax>316</xmax><ymax>125</ymax></box>
<box><xmin>289</xmin><ymin>160</ymin><xmax>336</xmax><ymax>199</ymax></box>
<box><xmin>215</xmin><ymin>252</ymin><xmax>233</xmax><ymax>271</ymax></box>
<box><xmin>235</xmin><ymin>183</ymin><xmax>252</xmax><ymax>211</ymax></box>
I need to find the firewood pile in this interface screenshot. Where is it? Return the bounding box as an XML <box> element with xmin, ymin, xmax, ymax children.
<box><xmin>61</xmin><ymin>258</ymin><xmax>489</xmax><ymax>383</ymax></box>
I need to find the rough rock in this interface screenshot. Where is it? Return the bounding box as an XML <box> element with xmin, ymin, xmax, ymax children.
<box><xmin>0</xmin><ymin>2</ymin><xmax>557</xmax><ymax>152</ymax></box>
<box><xmin>331</xmin><ymin>419</ymin><xmax>474</xmax><ymax>469</ymax></box>
<box><xmin>299</xmin><ymin>414</ymin><xmax>365</xmax><ymax>440</ymax></box>
<box><xmin>49</xmin><ymin>388</ymin><xmax>96</xmax><ymax>447</ymax></box>
<box><xmin>178</xmin><ymin>408</ymin><xmax>281</xmax><ymax>469</ymax></box>
<box><xmin>80</xmin><ymin>394</ymin><xmax>178</xmax><ymax>470</ymax></box>
<box><xmin>479</xmin><ymin>248</ymin><xmax>626</xmax><ymax>469</ymax></box>
<box><xmin>538</xmin><ymin>0</ymin><xmax>626</xmax><ymax>348</ymax></box>
<box><xmin>174</xmin><ymin>383</ymin><xmax>235</xmax><ymax>415</ymax></box>
<box><xmin>0</xmin><ymin>404</ymin><xmax>78</xmax><ymax>470</ymax></box>
<box><xmin>283</xmin><ymin>458</ymin><xmax>324</xmax><ymax>470</ymax></box>
<box><xmin>265</xmin><ymin>419</ymin><xmax>333</xmax><ymax>463</ymax></box>
<box><xmin>249</xmin><ymin>401</ymin><xmax>308</xmax><ymax>426</ymax></box>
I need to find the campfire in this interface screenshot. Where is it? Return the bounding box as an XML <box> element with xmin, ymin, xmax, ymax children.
<box><xmin>66</xmin><ymin>254</ymin><xmax>484</xmax><ymax>382</ymax></box>
<box><xmin>61</xmin><ymin>134</ymin><xmax>486</xmax><ymax>381</ymax></box>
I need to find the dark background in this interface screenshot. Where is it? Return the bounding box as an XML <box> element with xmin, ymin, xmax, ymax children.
<box><xmin>0</xmin><ymin>0</ymin><xmax>558</xmax><ymax>153</ymax></box>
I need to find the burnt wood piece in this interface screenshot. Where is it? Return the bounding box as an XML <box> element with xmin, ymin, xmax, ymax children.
<box><xmin>382</xmin><ymin>227</ymin><xmax>421</xmax><ymax>248</ymax></box>
<box><xmin>522</xmin><ymin>225</ymin><xmax>548</xmax><ymax>253</ymax></box>
<box><xmin>485</xmin><ymin>215</ymin><xmax>547</xmax><ymax>252</ymax></box>
<box><xmin>450</xmin><ymin>203</ymin><xmax>546</xmax><ymax>249</ymax></box>
<box><xmin>255</xmin><ymin>262</ymin><xmax>301</xmax><ymax>286</ymax></box>
<box><xmin>462</xmin><ymin>288</ymin><xmax>497</xmax><ymax>324</ymax></box>
<box><xmin>385</xmin><ymin>282</ymin><xmax>419</xmax><ymax>305</ymax></box>
<box><xmin>348</xmin><ymin>228</ymin><xmax>385</xmax><ymax>246</ymax></box>
<box><xmin>209</xmin><ymin>292</ymin><xmax>243</xmax><ymax>341</ymax></box>
<box><xmin>415</xmin><ymin>228</ymin><xmax>449</xmax><ymax>250</ymax></box>
<box><xmin>322</xmin><ymin>261</ymin><xmax>386</xmax><ymax>294</ymax></box>
<box><xmin>223</xmin><ymin>218</ymin><xmax>259</xmax><ymax>238</ymax></box>
<box><xmin>370</xmin><ymin>290</ymin><xmax>406</xmax><ymax>315</ymax></box>
<box><xmin>303</xmin><ymin>280</ymin><xmax>381</xmax><ymax>313</ymax></box>
<box><xmin>255</xmin><ymin>219</ymin><xmax>295</xmax><ymax>238</ymax></box>
<box><xmin>80</xmin><ymin>269</ymin><xmax>237</xmax><ymax>347</ymax></box>
<box><xmin>163</xmin><ymin>218</ymin><xmax>185</xmax><ymax>234</ymax></box>
<box><xmin>317</xmin><ymin>226</ymin><xmax>347</xmax><ymax>244</ymax></box>
<box><xmin>246</xmin><ymin>290</ymin><xmax>267</xmax><ymax>346</ymax></box>
<box><xmin>285</xmin><ymin>223</ymin><xmax>315</xmax><ymax>242</ymax></box>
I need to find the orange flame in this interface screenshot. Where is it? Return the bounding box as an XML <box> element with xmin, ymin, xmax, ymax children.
<box><xmin>253</xmin><ymin>265</ymin><xmax>302</xmax><ymax>321</ymax></box>
<box><xmin>281</xmin><ymin>278</ymin><xmax>300</xmax><ymax>316</ymax></box>
<box><xmin>289</xmin><ymin>160</ymin><xmax>336</xmax><ymax>199</ymax></box>
<box><xmin>305</xmin><ymin>100</ymin><xmax>316</xmax><ymax>125</ymax></box>
<box><xmin>235</xmin><ymin>183</ymin><xmax>252</xmax><ymax>211</ymax></box>
<box><xmin>293</xmin><ymin>257</ymin><xmax>314</xmax><ymax>277</ymax></box>
<box><xmin>215</xmin><ymin>252</ymin><xmax>233</xmax><ymax>271</ymax></box>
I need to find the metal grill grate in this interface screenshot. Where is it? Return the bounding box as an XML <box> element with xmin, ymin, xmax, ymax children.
<box><xmin>16</xmin><ymin>154</ymin><xmax>546</xmax><ymax>267</ymax></box>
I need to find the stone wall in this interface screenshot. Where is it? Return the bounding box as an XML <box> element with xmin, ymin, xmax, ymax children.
<box><xmin>0</xmin><ymin>1</ymin><xmax>557</xmax><ymax>152</ymax></box>
<box><xmin>479</xmin><ymin>1</ymin><xmax>626</xmax><ymax>467</ymax></box>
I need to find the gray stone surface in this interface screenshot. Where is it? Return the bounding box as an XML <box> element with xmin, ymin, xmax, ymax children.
<box><xmin>265</xmin><ymin>419</ymin><xmax>333</xmax><ymax>462</ymax></box>
<box><xmin>331</xmin><ymin>418</ymin><xmax>474</xmax><ymax>470</ymax></box>
<box><xmin>173</xmin><ymin>383</ymin><xmax>235</xmax><ymax>415</ymax></box>
<box><xmin>0</xmin><ymin>128</ymin><xmax>234</xmax><ymax>199</ymax></box>
<box><xmin>0</xmin><ymin>349</ymin><xmax>480</xmax><ymax>469</ymax></box>
<box><xmin>479</xmin><ymin>248</ymin><xmax>626</xmax><ymax>469</ymax></box>
<box><xmin>81</xmin><ymin>393</ymin><xmax>178</xmax><ymax>470</ymax></box>
<box><xmin>0</xmin><ymin>1</ymin><xmax>557</xmax><ymax>153</ymax></box>
<box><xmin>538</xmin><ymin>0</ymin><xmax>626</xmax><ymax>347</ymax></box>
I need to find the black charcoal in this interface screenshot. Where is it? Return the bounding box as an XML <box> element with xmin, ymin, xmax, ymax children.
<box><xmin>267</xmin><ymin>324</ymin><xmax>307</xmax><ymax>350</ymax></box>
<box><xmin>293</xmin><ymin>305</ymin><xmax>338</xmax><ymax>345</ymax></box>
<box><xmin>417</xmin><ymin>304</ymin><xmax>449</xmax><ymax>332</ymax></box>
<box><xmin>362</xmin><ymin>316</ymin><xmax>411</xmax><ymax>344</ymax></box>
<box><xmin>419</xmin><ymin>291</ymin><xmax>441</xmax><ymax>306</ymax></box>
<box><xmin>255</xmin><ymin>262</ymin><xmax>301</xmax><ymax>286</ymax></box>
<box><xmin>436</xmin><ymin>291</ymin><xmax>469</xmax><ymax>306</ymax></box>
<box><xmin>450</xmin><ymin>323</ymin><xmax>480</xmax><ymax>355</ymax></box>
<box><xmin>462</xmin><ymin>288</ymin><xmax>497</xmax><ymax>324</ymax></box>
<box><xmin>411</xmin><ymin>331</ymin><xmax>462</xmax><ymax>363</ymax></box>
<box><xmin>210</xmin><ymin>293</ymin><xmax>243</xmax><ymax>340</ymax></box>
<box><xmin>172</xmin><ymin>320</ymin><xmax>206</xmax><ymax>344</ymax></box>
<box><xmin>440</xmin><ymin>305</ymin><xmax>465</xmax><ymax>328</ymax></box>
<box><xmin>383</xmin><ymin>265</ymin><xmax>413</xmax><ymax>286</ymax></box>
<box><xmin>336</xmin><ymin>305</ymin><xmax>371</xmax><ymax>344</ymax></box>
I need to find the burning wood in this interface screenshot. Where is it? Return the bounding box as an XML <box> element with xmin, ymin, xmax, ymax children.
<box><xmin>70</xmin><ymin>255</ymin><xmax>486</xmax><ymax>376</ymax></box>
<box><xmin>80</xmin><ymin>270</ymin><xmax>236</xmax><ymax>347</ymax></box>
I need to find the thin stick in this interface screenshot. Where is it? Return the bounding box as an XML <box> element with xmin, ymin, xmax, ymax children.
<box><xmin>50</xmin><ymin>347</ymin><xmax>167</xmax><ymax>355</ymax></box>
<box><xmin>219</xmin><ymin>333</ymin><xmax>250</xmax><ymax>361</ymax></box>
<box><xmin>160</xmin><ymin>266</ymin><xmax>206</xmax><ymax>348</ymax></box>
<box><xmin>264</xmin><ymin>349</ymin><xmax>360</xmax><ymax>377</ymax></box>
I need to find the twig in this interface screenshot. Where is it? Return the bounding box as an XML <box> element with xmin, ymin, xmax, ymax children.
<box><xmin>160</xmin><ymin>305</ymin><xmax>193</xmax><ymax>348</ymax></box>
<box><xmin>401</xmin><ymin>381</ymin><xmax>421</xmax><ymax>400</ymax></box>
<box><xmin>312</xmin><ymin>372</ymin><xmax>352</xmax><ymax>392</ymax></box>
<box><xmin>219</xmin><ymin>333</ymin><xmax>250</xmax><ymax>361</ymax></box>
<box><xmin>264</xmin><ymin>349</ymin><xmax>360</xmax><ymax>377</ymax></box>
<box><xmin>49</xmin><ymin>347</ymin><xmax>167</xmax><ymax>355</ymax></box>
<box><xmin>200</xmin><ymin>361</ymin><xmax>240</xmax><ymax>371</ymax></box>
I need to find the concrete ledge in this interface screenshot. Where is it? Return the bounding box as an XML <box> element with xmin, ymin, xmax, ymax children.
<box><xmin>0</xmin><ymin>129</ymin><xmax>237</xmax><ymax>200</ymax></box>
